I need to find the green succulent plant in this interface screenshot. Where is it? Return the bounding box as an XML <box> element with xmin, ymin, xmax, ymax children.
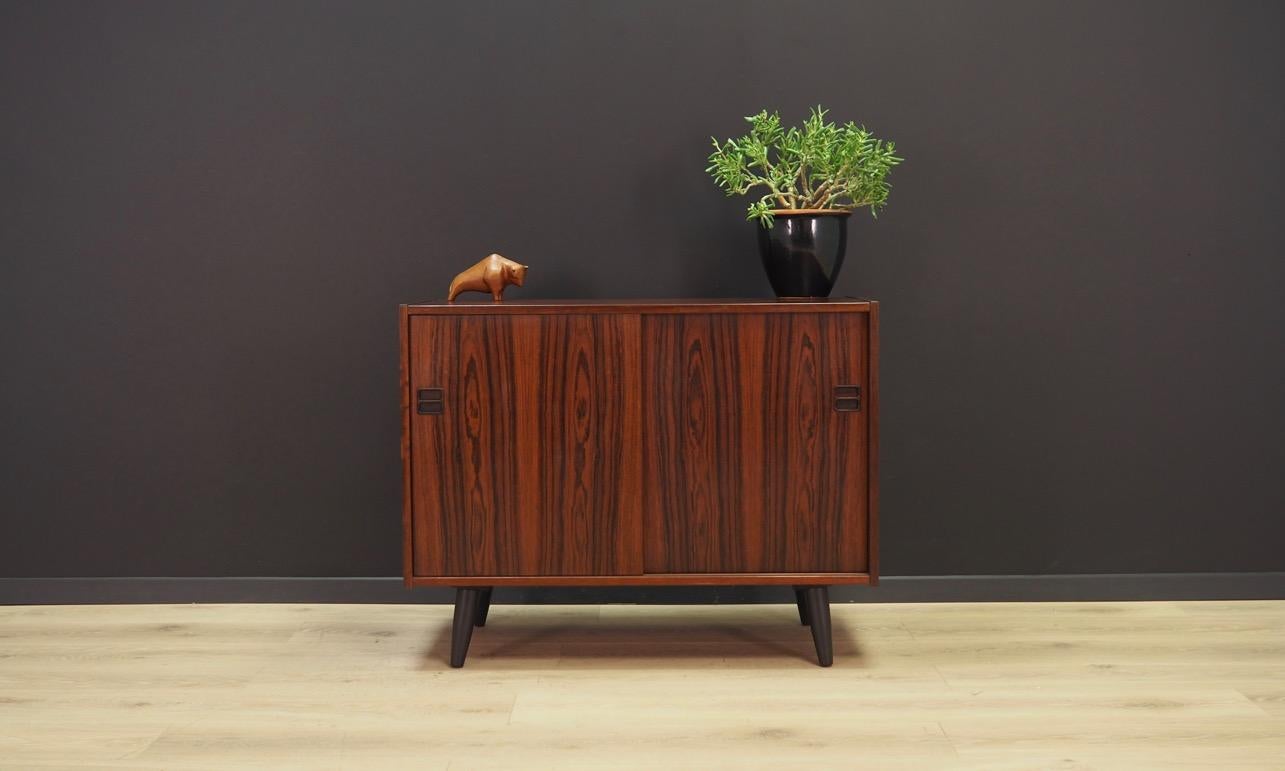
<box><xmin>707</xmin><ymin>106</ymin><xmax>903</xmax><ymax>227</ymax></box>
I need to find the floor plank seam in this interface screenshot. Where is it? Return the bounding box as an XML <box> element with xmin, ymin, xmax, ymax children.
<box><xmin>936</xmin><ymin>720</ymin><xmax>961</xmax><ymax>758</ymax></box>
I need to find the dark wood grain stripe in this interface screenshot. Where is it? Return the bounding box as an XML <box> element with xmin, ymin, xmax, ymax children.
<box><xmin>643</xmin><ymin>313</ymin><xmax>867</xmax><ymax>574</ymax></box>
<box><xmin>411</xmin><ymin>314</ymin><xmax>640</xmax><ymax>577</ymax></box>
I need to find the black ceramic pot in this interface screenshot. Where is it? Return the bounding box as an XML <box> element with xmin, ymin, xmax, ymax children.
<box><xmin>756</xmin><ymin>209</ymin><xmax>850</xmax><ymax>298</ymax></box>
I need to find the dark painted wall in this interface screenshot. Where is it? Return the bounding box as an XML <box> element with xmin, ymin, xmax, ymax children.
<box><xmin>3</xmin><ymin>0</ymin><xmax>1283</xmax><ymax>581</ymax></box>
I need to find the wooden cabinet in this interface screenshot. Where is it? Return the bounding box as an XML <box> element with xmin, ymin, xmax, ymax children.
<box><xmin>401</xmin><ymin>300</ymin><xmax>878</xmax><ymax>666</ymax></box>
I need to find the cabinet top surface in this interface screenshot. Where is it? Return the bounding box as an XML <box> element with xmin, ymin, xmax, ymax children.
<box><xmin>403</xmin><ymin>298</ymin><xmax>875</xmax><ymax>315</ymax></box>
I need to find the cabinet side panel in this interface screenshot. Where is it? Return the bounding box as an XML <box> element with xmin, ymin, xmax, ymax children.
<box><xmin>866</xmin><ymin>302</ymin><xmax>880</xmax><ymax>582</ymax></box>
<box><xmin>515</xmin><ymin>314</ymin><xmax>642</xmax><ymax>575</ymax></box>
<box><xmin>400</xmin><ymin>305</ymin><xmax>413</xmax><ymax>583</ymax></box>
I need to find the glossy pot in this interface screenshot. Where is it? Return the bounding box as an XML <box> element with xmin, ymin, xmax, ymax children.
<box><xmin>756</xmin><ymin>209</ymin><xmax>850</xmax><ymax>298</ymax></box>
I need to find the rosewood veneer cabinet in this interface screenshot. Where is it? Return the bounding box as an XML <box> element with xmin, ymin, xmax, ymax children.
<box><xmin>400</xmin><ymin>299</ymin><xmax>879</xmax><ymax>667</ymax></box>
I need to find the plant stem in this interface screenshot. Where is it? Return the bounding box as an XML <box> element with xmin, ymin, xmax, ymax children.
<box><xmin>796</xmin><ymin>163</ymin><xmax>812</xmax><ymax>201</ymax></box>
<box><xmin>824</xmin><ymin>191</ymin><xmax>870</xmax><ymax>208</ymax></box>
<box><xmin>808</xmin><ymin>182</ymin><xmax>833</xmax><ymax>208</ymax></box>
<box><xmin>768</xmin><ymin>180</ymin><xmax>793</xmax><ymax>208</ymax></box>
<box><xmin>748</xmin><ymin>156</ymin><xmax>792</xmax><ymax>208</ymax></box>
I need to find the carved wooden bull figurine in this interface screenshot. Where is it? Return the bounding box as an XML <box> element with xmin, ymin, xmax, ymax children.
<box><xmin>447</xmin><ymin>253</ymin><xmax>528</xmax><ymax>303</ymax></box>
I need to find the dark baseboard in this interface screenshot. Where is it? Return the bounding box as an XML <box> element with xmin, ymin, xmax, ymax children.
<box><xmin>1</xmin><ymin>572</ymin><xmax>1283</xmax><ymax>605</ymax></box>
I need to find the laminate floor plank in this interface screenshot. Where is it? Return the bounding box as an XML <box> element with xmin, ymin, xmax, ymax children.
<box><xmin>2</xmin><ymin>601</ymin><xmax>1284</xmax><ymax>768</ymax></box>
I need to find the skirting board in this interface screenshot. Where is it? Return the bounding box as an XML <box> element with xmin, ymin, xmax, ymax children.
<box><xmin>1</xmin><ymin>573</ymin><xmax>1283</xmax><ymax>605</ymax></box>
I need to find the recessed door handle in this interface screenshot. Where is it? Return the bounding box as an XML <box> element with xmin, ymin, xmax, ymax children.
<box><xmin>417</xmin><ymin>387</ymin><xmax>444</xmax><ymax>415</ymax></box>
<box><xmin>834</xmin><ymin>385</ymin><xmax>860</xmax><ymax>412</ymax></box>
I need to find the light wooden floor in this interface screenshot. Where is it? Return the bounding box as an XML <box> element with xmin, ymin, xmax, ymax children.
<box><xmin>2</xmin><ymin>601</ymin><xmax>1284</xmax><ymax>769</ymax></box>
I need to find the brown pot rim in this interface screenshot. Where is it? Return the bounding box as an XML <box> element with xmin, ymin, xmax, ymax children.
<box><xmin>768</xmin><ymin>208</ymin><xmax>853</xmax><ymax>217</ymax></box>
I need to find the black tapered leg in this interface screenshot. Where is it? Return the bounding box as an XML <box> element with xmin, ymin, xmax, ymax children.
<box><xmin>450</xmin><ymin>588</ymin><xmax>482</xmax><ymax>668</ymax></box>
<box><xmin>475</xmin><ymin>587</ymin><xmax>493</xmax><ymax>627</ymax></box>
<box><xmin>803</xmin><ymin>585</ymin><xmax>833</xmax><ymax>667</ymax></box>
<box><xmin>793</xmin><ymin>586</ymin><xmax>810</xmax><ymax>626</ymax></box>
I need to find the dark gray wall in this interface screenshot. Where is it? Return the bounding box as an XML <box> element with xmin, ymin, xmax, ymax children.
<box><xmin>3</xmin><ymin>0</ymin><xmax>1283</xmax><ymax>582</ymax></box>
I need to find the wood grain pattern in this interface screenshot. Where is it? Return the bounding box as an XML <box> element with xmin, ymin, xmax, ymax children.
<box><xmin>5</xmin><ymin>602</ymin><xmax>1284</xmax><ymax>767</ymax></box>
<box><xmin>867</xmin><ymin>301</ymin><xmax>881</xmax><ymax>583</ymax></box>
<box><xmin>407</xmin><ymin>572</ymin><xmax>872</xmax><ymax>587</ymax></box>
<box><xmin>410</xmin><ymin>315</ymin><xmax>514</xmax><ymax>575</ymax></box>
<box><xmin>406</xmin><ymin>298</ymin><xmax>873</xmax><ymax>315</ymax></box>
<box><xmin>517</xmin><ymin>314</ymin><xmax>641</xmax><ymax>575</ymax></box>
<box><xmin>403</xmin><ymin>300</ymin><xmax>877</xmax><ymax>585</ymax></box>
<box><xmin>409</xmin><ymin>314</ymin><xmax>640</xmax><ymax>577</ymax></box>
<box><xmin>642</xmin><ymin>313</ymin><xmax>868</xmax><ymax>574</ymax></box>
<box><xmin>400</xmin><ymin>304</ymin><xmax>414</xmax><ymax>585</ymax></box>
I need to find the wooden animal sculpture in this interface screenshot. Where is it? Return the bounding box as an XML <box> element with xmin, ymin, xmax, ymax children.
<box><xmin>447</xmin><ymin>253</ymin><xmax>528</xmax><ymax>302</ymax></box>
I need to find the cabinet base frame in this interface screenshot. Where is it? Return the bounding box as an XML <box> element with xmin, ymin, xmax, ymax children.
<box><xmin>412</xmin><ymin>573</ymin><xmax>873</xmax><ymax>588</ymax></box>
<box><xmin>445</xmin><ymin>582</ymin><xmax>842</xmax><ymax>668</ymax></box>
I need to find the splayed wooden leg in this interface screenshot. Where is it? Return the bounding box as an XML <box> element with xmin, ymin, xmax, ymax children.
<box><xmin>803</xmin><ymin>585</ymin><xmax>833</xmax><ymax>667</ymax></box>
<box><xmin>794</xmin><ymin>586</ymin><xmax>810</xmax><ymax>625</ymax></box>
<box><xmin>450</xmin><ymin>587</ymin><xmax>482</xmax><ymax>668</ymax></box>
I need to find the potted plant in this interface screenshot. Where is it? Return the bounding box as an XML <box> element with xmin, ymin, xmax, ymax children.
<box><xmin>707</xmin><ymin>106</ymin><xmax>902</xmax><ymax>297</ymax></box>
